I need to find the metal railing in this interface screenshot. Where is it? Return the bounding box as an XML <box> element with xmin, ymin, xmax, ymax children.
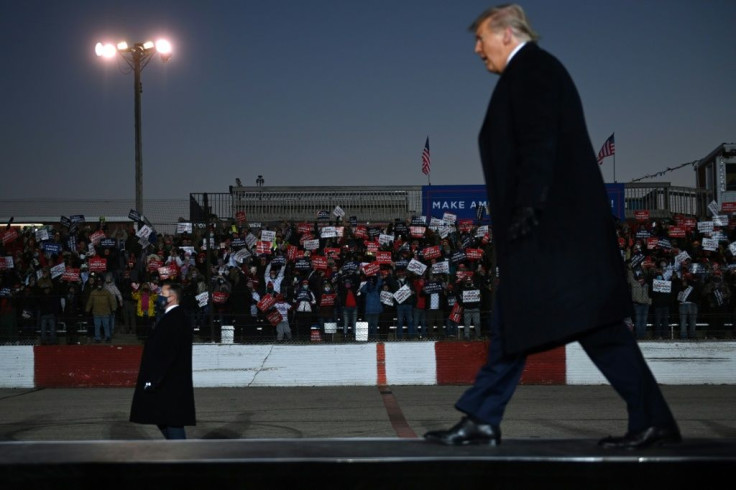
<box><xmin>623</xmin><ymin>182</ymin><xmax>709</xmax><ymax>219</ymax></box>
<box><xmin>190</xmin><ymin>186</ymin><xmax>424</xmax><ymax>224</ymax></box>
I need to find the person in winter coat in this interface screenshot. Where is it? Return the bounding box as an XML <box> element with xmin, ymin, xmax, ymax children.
<box><xmin>85</xmin><ymin>276</ymin><xmax>117</xmax><ymax>343</ymax></box>
<box><xmin>359</xmin><ymin>275</ymin><xmax>383</xmax><ymax>340</ymax></box>
<box><xmin>130</xmin><ymin>282</ymin><xmax>195</xmax><ymax>439</ymax></box>
<box><xmin>425</xmin><ymin>4</ymin><xmax>679</xmax><ymax>450</ymax></box>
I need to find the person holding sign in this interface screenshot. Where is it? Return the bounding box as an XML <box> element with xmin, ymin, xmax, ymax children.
<box><xmin>425</xmin><ymin>5</ymin><xmax>679</xmax><ymax>450</ymax></box>
<box><xmin>458</xmin><ymin>276</ymin><xmax>482</xmax><ymax>340</ymax></box>
<box><xmin>359</xmin><ymin>275</ymin><xmax>383</xmax><ymax>341</ymax></box>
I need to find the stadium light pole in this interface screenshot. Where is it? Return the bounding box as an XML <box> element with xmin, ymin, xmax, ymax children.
<box><xmin>95</xmin><ymin>39</ymin><xmax>172</xmax><ymax>214</ymax></box>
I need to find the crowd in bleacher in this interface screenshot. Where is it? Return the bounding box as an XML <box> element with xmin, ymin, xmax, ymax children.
<box><xmin>1</xmin><ymin>210</ymin><xmax>735</xmax><ymax>345</ymax></box>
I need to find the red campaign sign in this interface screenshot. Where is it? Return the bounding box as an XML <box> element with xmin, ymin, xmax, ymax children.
<box><xmin>353</xmin><ymin>226</ymin><xmax>368</xmax><ymax>239</ymax></box>
<box><xmin>362</xmin><ymin>262</ymin><xmax>381</xmax><ymax>276</ymax></box>
<box><xmin>1</xmin><ymin>229</ymin><xmax>18</xmax><ymax>245</ymax></box>
<box><xmin>324</xmin><ymin>247</ymin><xmax>341</xmax><ymax>258</ymax></box>
<box><xmin>465</xmin><ymin>248</ymin><xmax>484</xmax><ymax>260</ymax></box>
<box><xmin>642</xmin><ymin>256</ymin><xmax>654</xmax><ymax>268</ymax></box>
<box><xmin>295</xmin><ymin>249</ymin><xmax>306</xmax><ymax>259</ymax></box>
<box><xmin>257</xmin><ymin>295</ymin><xmax>276</xmax><ymax>312</ymax></box>
<box><xmin>634</xmin><ymin>210</ymin><xmax>650</xmax><ymax>221</ymax></box>
<box><xmin>147</xmin><ymin>259</ymin><xmax>162</xmax><ymax>272</ymax></box>
<box><xmin>157</xmin><ymin>266</ymin><xmax>178</xmax><ymax>280</ymax></box>
<box><xmin>481</xmin><ymin>232</ymin><xmax>491</xmax><ymax>244</ymax></box>
<box><xmin>646</xmin><ymin>237</ymin><xmax>659</xmax><ymax>250</ymax></box>
<box><xmin>722</xmin><ymin>202</ymin><xmax>736</xmax><ymax>213</ymax></box>
<box><xmin>455</xmin><ymin>270</ymin><xmax>474</xmax><ymax>282</ymax></box>
<box><xmin>297</xmin><ymin>222</ymin><xmax>313</xmax><ymax>234</ymax></box>
<box><xmin>668</xmin><ymin>226</ymin><xmax>686</xmax><ymax>238</ymax></box>
<box><xmin>266</xmin><ymin>310</ymin><xmax>282</xmax><ymax>326</ymax></box>
<box><xmin>422</xmin><ymin>245</ymin><xmax>441</xmax><ymax>260</ymax></box>
<box><xmin>320</xmin><ymin>293</ymin><xmax>336</xmax><ymax>307</ymax></box>
<box><xmin>61</xmin><ymin>268</ymin><xmax>81</xmax><ymax>282</ymax></box>
<box><xmin>618</xmin><ymin>237</ymin><xmax>626</xmax><ymax>248</ymax></box>
<box><xmin>236</xmin><ymin>210</ymin><xmax>246</xmax><ymax>224</ymax></box>
<box><xmin>376</xmin><ymin>251</ymin><xmax>393</xmax><ymax>264</ymax></box>
<box><xmin>311</xmin><ymin>255</ymin><xmax>327</xmax><ymax>270</ymax></box>
<box><xmin>89</xmin><ymin>256</ymin><xmax>107</xmax><ymax>272</ymax></box>
<box><xmin>299</xmin><ymin>233</ymin><xmax>314</xmax><ymax>245</ymax></box>
<box><xmin>449</xmin><ymin>303</ymin><xmax>463</xmax><ymax>323</ymax></box>
<box><xmin>458</xmin><ymin>219</ymin><xmax>474</xmax><ymax>233</ymax></box>
<box><xmin>409</xmin><ymin>226</ymin><xmax>426</xmax><ymax>238</ymax></box>
<box><xmin>213</xmin><ymin>291</ymin><xmax>229</xmax><ymax>304</ymax></box>
<box><xmin>286</xmin><ymin>244</ymin><xmax>298</xmax><ymax>262</ymax></box>
<box><xmin>365</xmin><ymin>241</ymin><xmax>379</xmax><ymax>254</ymax></box>
<box><xmin>683</xmin><ymin>217</ymin><xmax>697</xmax><ymax>229</ymax></box>
<box><xmin>256</xmin><ymin>241</ymin><xmax>272</xmax><ymax>255</ymax></box>
<box><xmin>673</xmin><ymin>214</ymin><xmax>684</xmax><ymax>225</ymax></box>
<box><xmin>89</xmin><ymin>230</ymin><xmax>106</xmax><ymax>244</ymax></box>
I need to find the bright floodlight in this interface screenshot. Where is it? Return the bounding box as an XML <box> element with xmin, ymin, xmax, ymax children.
<box><xmin>155</xmin><ymin>39</ymin><xmax>172</xmax><ymax>55</ymax></box>
<box><xmin>142</xmin><ymin>41</ymin><xmax>155</xmax><ymax>50</ymax></box>
<box><xmin>95</xmin><ymin>42</ymin><xmax>117</xmax><ymax>58</ymax></box>
<box><xmin>117</xmin><ymin>41</ymin><xmax>128</xmax><ymax>51</ymax></box>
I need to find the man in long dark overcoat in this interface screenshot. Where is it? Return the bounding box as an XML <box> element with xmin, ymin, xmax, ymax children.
<box><xmin>130</xmin><ymin>281</ymin><xmax>195</xmax><ymax>439</ymax></box>
<box><xmin>425</xmin><ymin>4</ymin><xmax>680</xmax><ymax>450</ymax></box>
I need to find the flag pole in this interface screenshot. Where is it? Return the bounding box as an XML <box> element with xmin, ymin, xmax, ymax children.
<box><xmin>613</xmin><ymin>152</ymin><xmax>616</xmax><ymax>183</ymax></box>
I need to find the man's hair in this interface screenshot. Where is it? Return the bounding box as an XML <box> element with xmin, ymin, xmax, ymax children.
<box><xmin>164</xmin><ymin>281</ymin><xmax>183</xmax><ymax>303</ymax></box>
<box><xmin>469</xmin><ymin>3</ymin><xmax>540</xmax><ymax>42</ymax></box>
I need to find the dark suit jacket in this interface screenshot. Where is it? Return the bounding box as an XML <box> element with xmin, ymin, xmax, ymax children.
<box><xmin>129</xmin><ymin>305</ymin><xmax>196</xmax><ymax>426</ymax></box>
<box><xmin>478</xmin><ymin>43</ymin><xmax>632</xmax><ymax>354</ymax></box>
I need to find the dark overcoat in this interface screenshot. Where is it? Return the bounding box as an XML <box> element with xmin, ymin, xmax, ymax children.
<box><xmin>129</xmin><ymin>305</ymin><xmax>196</xmax><ymax>426</ymax></box>
<box><xmin>479</xmin><ymin>43</ymin><xmax>632</xmax><ymax>355</ymax></box>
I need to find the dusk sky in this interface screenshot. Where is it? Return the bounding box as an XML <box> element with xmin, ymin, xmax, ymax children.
<box><xmin>2</xmin><ymin>0</ymin><xmax>735</xmax><ymax>201</ymax></box>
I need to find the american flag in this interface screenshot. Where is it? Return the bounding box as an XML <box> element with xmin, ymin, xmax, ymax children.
<box><xmin>421</xmin><ymin>137</ymin><xmax>431</xmax><ymax>175</ymax></box>
<box><xmin>597</xmin><ymin>133</ymin><xmax>615</xmax><ymax>165</ymax></box>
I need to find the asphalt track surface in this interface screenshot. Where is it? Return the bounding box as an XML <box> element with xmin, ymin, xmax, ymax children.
<box><xmin>1</xmin><ymin>384</ymin><xmax>735</xmax><ymax>442</ymax></box>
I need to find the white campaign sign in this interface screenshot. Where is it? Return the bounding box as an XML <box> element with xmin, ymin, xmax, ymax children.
<box><xmin>393</xmin><ymin>285</ymin><xmax>412</xmax><ymax>304</ymax></box>
<box><xmin>652</xmin><ymin>279</ymin><xmax>671</xmax><ymax>293</ymax></box>
<box><xmin>462</xmin><ymin>290</ymin><xmax>481</xmax><ymax>303</ymax></box>
<box><xmin>407</xmin><ymin>259</ymin><xmax>427</xmax><ymax>276</ymax></box>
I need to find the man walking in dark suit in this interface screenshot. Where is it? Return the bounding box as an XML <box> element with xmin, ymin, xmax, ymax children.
<box><xmin>130</xmin><ymin>281</ymin><xmax>195</xmax><ymax>439</ymax></box>
<box><xmin>424</xmin><ymin>4</ymin><xmax>680</xmax><ymax>450</ymax></box>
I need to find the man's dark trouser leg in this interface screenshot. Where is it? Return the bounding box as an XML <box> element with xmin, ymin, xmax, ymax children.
<box><xmin>578</xmin><ymin>321</ymin><xmax>678</xmax><ymax>434</ymax></box>
<box><xmin>454</xmin><ymin>302</ymin><xmax>526</xmax><ymax>426</ymax></box>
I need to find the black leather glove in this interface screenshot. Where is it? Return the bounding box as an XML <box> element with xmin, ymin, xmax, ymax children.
<box><xmin>508</xmin><ymin>207</ymin><xmax>540</xmax><ymax>241</ymax></box>
<box><xmin>143</xmin><ymin>381</ymin><xmax>156</xmax><ymax>393</ymax></box>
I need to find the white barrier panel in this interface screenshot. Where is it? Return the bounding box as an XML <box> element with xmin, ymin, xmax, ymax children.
<box><xmin>324</xmin><ymin>322</ymin><xmax>337</xmax><ymax>334</ymax></box>
<box><xmin>221</xmin><ymin>325</ymin><xmax>234</xmax><ymax>344</ymax></box>
<box><xmin>0</xmin><ymin>346</ymin><xmax>35</xmax><ymax>388</ymax></box>
<box><xmin>193</xmin><ymin>344</ymin><xmax>377</xmax><ymax>387</ymax></box>
<box><xmin>355</xmin><ymin>321</ymin><xmax>368</xmax><ymax>342</ymax></box>
<box><xmin>565</xmin><ymin>341</ymin><xmax>736</xmax><ymax>385</ymax></box>
<box><xmin>384</xmin><ymin>342</ymin><xmax>437</xmax><ymax>385</ymax></box>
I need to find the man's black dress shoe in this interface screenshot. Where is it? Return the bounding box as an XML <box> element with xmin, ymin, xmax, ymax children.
<box><xmin>598</xmin><ymin>426</ymin><xmax>682</xmax><ymax>449</ymax></box>
<box><xmin>424</xmin><ymin>416</ymin><xmax>501</xmax><ymax>446</ymax></box>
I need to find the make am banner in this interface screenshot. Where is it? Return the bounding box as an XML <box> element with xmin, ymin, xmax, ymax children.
<box><xmin>421</xmin><ymin>184</ymin><xmax>625</xmax><ymax>222</ymax></box>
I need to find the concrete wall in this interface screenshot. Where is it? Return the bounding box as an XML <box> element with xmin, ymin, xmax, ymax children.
<box><xmin>1</xmin><ymin>341</ymin><xmax>734</xmax><ymax>388</ymax></box>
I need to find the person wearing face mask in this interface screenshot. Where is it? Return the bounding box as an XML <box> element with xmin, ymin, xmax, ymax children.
<box><xmin>85</xmin><ymin>277</ymin><xmax>117</xmax><ymax>343</ymax></box>
<box><xmin>317</xmin><ymin>280</ymin><xmax>338</xmax><ymax>336</ymax></box>
<box><xmin>130</xmin><ymin>281</ymin><xmax>195</xmax><ymax>440</ymax></box>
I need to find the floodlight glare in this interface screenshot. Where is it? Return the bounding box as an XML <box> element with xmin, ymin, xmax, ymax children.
<box><xmin>95</xmin><ymin>42</ymin><xmax>116</xmax><ymax>58</ymax></box>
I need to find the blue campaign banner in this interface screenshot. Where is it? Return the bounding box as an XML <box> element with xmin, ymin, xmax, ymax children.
<box><xmin>422</xmin><ymin>185</ymin><xmax>489</xmax><ymax>222</ymax></box>
<box><xmin>605</xmin><ymin>183</ymin><xmax>625</xmax><ymax>221</ymax></box>
<box><xmin>423</xmin><ymin>184</ymin><xmax>626</xmax><ymax>222</ymax></box>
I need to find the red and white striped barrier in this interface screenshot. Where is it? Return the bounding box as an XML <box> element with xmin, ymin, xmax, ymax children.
<box><xmin>1</xmin><ymin>341</ymin><xmax>734</xmax><ymax>388</ymax></box>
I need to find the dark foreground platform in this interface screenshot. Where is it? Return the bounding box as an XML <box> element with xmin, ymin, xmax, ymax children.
<box><xmin>1</xmin><ymin>437</ymin><xmax>734</xmax><ymax>490</ymax></box>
